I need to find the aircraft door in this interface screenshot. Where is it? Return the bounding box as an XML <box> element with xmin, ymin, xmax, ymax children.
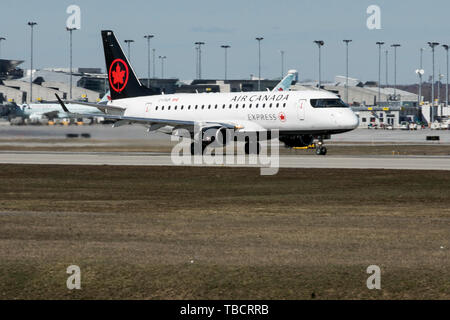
<box><xmin>297</xmin><ymin>99</ymin><xmax>306</xmax><ymax>120</ymax></box>
<box><xmin>145</xmin><ymin>102</ymin><xmax>152</xmax><ymax>113</ymax></box>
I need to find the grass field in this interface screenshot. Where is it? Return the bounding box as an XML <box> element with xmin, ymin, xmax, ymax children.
<box><xmin>0</xmin><ymin>165</ymin><xmax>449</xmax><ymax>299</ymax></box>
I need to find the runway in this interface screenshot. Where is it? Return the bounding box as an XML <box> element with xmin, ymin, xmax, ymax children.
<box><xmin>2</xmin><ymin>125</ymin><xmax>450</xmax><ymax>143</ymax></box>
<box><xmin>1</xmin><ymin>150</ymin><xmax>450</xmax><ymax>170</ymax></box>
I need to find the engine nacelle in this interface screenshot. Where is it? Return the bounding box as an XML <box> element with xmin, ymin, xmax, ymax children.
<box><xmin>279</xmin><ymin>134</ymin><xmax>314</xmax><ymax>148</ymax></box>
<box><xmin>201</xmin><ymin>126</ymin><xmax>228</xmax><ymax>146</ymax></box>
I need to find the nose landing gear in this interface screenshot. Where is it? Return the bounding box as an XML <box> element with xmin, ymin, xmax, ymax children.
<box><xmin>315</xmin><ymin>137</ymin><xmax>327</xmax><ymax>155</ymax></box>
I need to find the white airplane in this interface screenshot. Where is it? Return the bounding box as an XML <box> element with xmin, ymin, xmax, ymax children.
<box><xmin>21</xmin><ymin>92</ymin><xmax>109</xmax><ymax>121</ymax></box>
<box><xmin>57</xmin><ymin>30</ymin><xmax>358</xmax><ymax>155</ymax></box>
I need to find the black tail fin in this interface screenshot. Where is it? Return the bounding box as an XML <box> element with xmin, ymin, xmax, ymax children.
<box><xmin>101</xmin><ymin>30</ymin><xmax>160</xmax><ymax>100</ymax></box>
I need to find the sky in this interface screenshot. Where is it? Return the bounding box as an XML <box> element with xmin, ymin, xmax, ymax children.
<box><xmin>1</xmin><ymin>0</ymin><xmax>450</xmax><ymax>84</ymax></box>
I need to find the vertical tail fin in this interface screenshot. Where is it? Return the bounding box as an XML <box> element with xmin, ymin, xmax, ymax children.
<box><xmin>101</xmin><ymin>30</ymin><xmax>160</xmax><ymax>100</ymax></box>
<box><xmin>272</xmin><ymin>70</ymin><xmax>298</xmax><ymax>92</ymax></box>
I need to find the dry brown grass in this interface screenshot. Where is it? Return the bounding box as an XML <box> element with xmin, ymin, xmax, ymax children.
<box><xmin>0</xmin><ymin>165</ymin><xmax>448</xmax><ymax>299</ymax></box>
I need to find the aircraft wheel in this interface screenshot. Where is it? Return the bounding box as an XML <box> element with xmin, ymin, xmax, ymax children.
<box><xmin>191</xmin><ymin>142</ymin><xmax>209</xmax><ymax>155</ymax></box>
<box><xmin>316</xmin><ymin>146</ymin><xmax>327</xmax><ymax>155</ymax></box>
<box><xmin>245</xmin><ymin>142</ymin><xmax>261</xmax><ymax>155</ymax></box>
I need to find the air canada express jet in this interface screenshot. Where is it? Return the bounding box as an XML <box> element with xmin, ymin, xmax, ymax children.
<box><xmin>56</xmin><ymin>30</ymin><xmax>359</xmax><ymax>155</ymax></box>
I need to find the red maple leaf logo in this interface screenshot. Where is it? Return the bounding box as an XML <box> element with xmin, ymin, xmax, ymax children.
<box><xmin>112</xmin><ymin>63</ymin><xmax>125</xmax><ymax>86</ymax></box>
<box><xmin>279</xmin><ymin>112</ymin><xmax>286</xmax><ymax>122</ymax></box>
<box><xmin>108</xmin><ymin>59</ymin><xmax>129</xmax><ymax>93</ymax></box>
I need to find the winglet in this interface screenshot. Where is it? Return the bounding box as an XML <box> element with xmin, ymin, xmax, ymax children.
<box><xmin>55</xmin><ymin>94</ymin><xmax>70</xmax><ymax>113</ymax></box>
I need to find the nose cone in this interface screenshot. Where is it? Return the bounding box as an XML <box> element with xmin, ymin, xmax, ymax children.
<box><xmin>348</xmin><ymin>112</ymin><xmax>359</xmax><ymax>129</ymax></box>
<box><xmin>334</xmin><ymin>110</ymin><xmax>359</xmax><ymax>130</ymax></box>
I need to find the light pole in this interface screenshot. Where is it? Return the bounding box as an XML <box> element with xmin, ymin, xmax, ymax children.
<box><xmin>195</xmin><ymin>45</ymin><xmax>199</xmax><ymax>78</ymax></box>
<box><xmin>280</xmin><ymin>50</ymin><xmax>285</xmax><ymax>79</ymax></box>
<box><xmin>255</xmin><ymin>37</ymin><xmax>263</xmax><ymax>90</ymax></box>
<box><xmin>66</xmin><ymin>27</ymin><xmax>77</xmax><ymax>100</ymax></box>
<box><xmin>144</xmin><ymin>34</ymin><xmax>154</xmax><ymax>87</ymax></box>
<box><xmin>376</xmin><ymin>42</ymin><xmax>385</xmax><ymax>105</ymax></box>
<box><xmin>314</xmin><ymin>40</ymin><xmax>324</xmax><ymax>89</ymax></box>
<box><xmin>385</xmin><ymin>50</ymin><xmax>389</xmax><ymax>87</ymax></box>
<box><xmin>194</xmin><ymin>42</ymin><xmax>205</xmax><ymax>79</ymax></box>
<box><xmin>343</xmin><ymin>40</ymin><xmax>352</xmax><ymax>104</ymax></box>
<box><xmin>220</xmin><ymin>45</ymin><xmax>230</xmax><ymax>80</ymax></box>
<box><xmin>443</xmin><ymin>45</ymin><xmax>449</xmax><ymax>109</ymax></box>
<box><xmin>152</xmin><ymin>48</ymin><xmax>156</xmax><ymax>78</ymax></box>
<box><xmin>28</xmin><ymin>22</ymin><xmax>37</xmax><ymax>103</ymax></box>
<box><xmin>428</xmin><ymin>42</ymin><xmax>439</xmax><ymax>122</ymax></box>
<box><xmin>124</xmin><ymin>39</ymin><xmax>134</xmax><ymax>61</ymax></box>
<box><xmin>0</xmin><ymin>37</ymin><xmax>5</xmax><ymax>59</ymax></box>
<box><xmin>159</xmin><ymin>55</ymin><xmax>166</xmax><ymax>79</ymax></box>
<box><xmin>438</xmin><ymin>70</ymin><xmax>443</xmax><ymax>111</ymax></box>
<box><xmin>391</xmin><ymin>44</ymin><xmax>401</xmax><ymax>99</ymax></box>
<box><xmin>416</xmin><ymin>48</ymin><xmax>425</xmax><ymax>107</ymax></box>
<box><xmin>419</xmin><ymin>48</ymin><xmax>424</xmax><ymax>105</ymax></box>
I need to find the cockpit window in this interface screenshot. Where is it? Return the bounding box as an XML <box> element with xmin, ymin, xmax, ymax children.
<box><xmin>310</xmin><ymin>99</ymin><xmax>349</xmax><ymax>108</ymax></box>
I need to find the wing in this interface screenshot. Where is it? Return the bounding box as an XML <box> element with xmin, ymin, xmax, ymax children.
<box><xmin>63</xmin><ymin>100</ymin><xmax>125</xmax><ymax>115</ymax></box>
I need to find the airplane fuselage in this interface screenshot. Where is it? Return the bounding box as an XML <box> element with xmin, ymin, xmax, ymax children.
<box><xmin>110</xmin><ymin>89</ymin><xmax>359</xmax><ymax>136</ymax></box>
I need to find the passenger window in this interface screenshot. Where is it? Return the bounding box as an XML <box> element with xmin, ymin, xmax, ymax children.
<box><xmin>162</xmin><ymin>106</ymin><xmax>164</xmax><ymax>110</ymax></box>
<box><xmin>195</xmin><ymin>105</ymin><xmax>198</xmax><ymax>109</ymax></box>
<box><xmin>155</xmin><ymin>106</ymin><xmax>158</xmax><ymax>110</ymax></box>
<box><xmin>208</xmin><ymin>105</ymin><xmax>211</xmax><ymax>109</ymax></box>
<box><xmin>174</xmin><ymin>105</ymin><xmax>177</xmax><ymax>110</ymax></box>
<box><xmin>249</xmin><ymin>104</ymin><xmax>252</xmax><ymax>109</ymax></box>
<box><xmin>222</xmin><ymin>104</ymin><xmax>225</xmax><ymax>109</ymax></box>
<box><xmin>201</xmin><ymin>105</ymin><xmax>205</xmax><ymax>109</ymax></box>
<box><xmin>243</xmin><ymin>104</ymin><xmax>245</xmax><ymax>108</ymax></box>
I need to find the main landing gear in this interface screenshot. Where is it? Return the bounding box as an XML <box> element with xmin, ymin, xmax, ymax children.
<box><xmin>190</xmin><ymin>141</ymin><xmax>209</xmax><ymax>155</ymax></box>
<box><xmin>244</xmin><ymin>136</ymin><xmax>261</xmax><ymax>155</ymax></box>
<box><xmin>190</xmin><ymin>137</ymin><xmax>261</xmax><ymax>155</ymax></box>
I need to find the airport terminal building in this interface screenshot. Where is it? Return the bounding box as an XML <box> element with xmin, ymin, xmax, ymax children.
<box><xmin>0</xmin><ymin>59</ymin><xmax>103</xmax><ymax>104</ymax></box>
